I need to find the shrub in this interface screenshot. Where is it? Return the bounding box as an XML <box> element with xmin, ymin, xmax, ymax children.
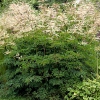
<box><xmin>0</xmin><ymin>30</ymin><xmax>97</xmax><ymax>99</ymax></box>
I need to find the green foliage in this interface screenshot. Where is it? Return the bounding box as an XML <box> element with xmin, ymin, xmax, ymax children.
<box><xmin>0</xmin><ymin>30</ymin><xmax>97</xmax><ymax>99</ymax></box>
<box><xmin>0</xmin><ymin>96</ymin><xmax>26</xmax><ymax>100</ymax></box>
<box><xmin>0</xmin><ymin>46</ymin><xmax>6</xmax><ymax>77</ymax></box>
<box><xmin>0</xmin><ymin>0</ymin><xmax>13</xmax><ymax>13</ymax></box>
<box><xmin>64</xmin><ymin>79</ymin><xmax>100</xmax><ymax>100</ymax></box>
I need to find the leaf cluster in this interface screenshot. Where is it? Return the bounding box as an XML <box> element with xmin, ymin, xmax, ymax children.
<box><xmin>65</xmin><ymin>79</ymin><xmax>100</xmax><ymax>100</ymax></box>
